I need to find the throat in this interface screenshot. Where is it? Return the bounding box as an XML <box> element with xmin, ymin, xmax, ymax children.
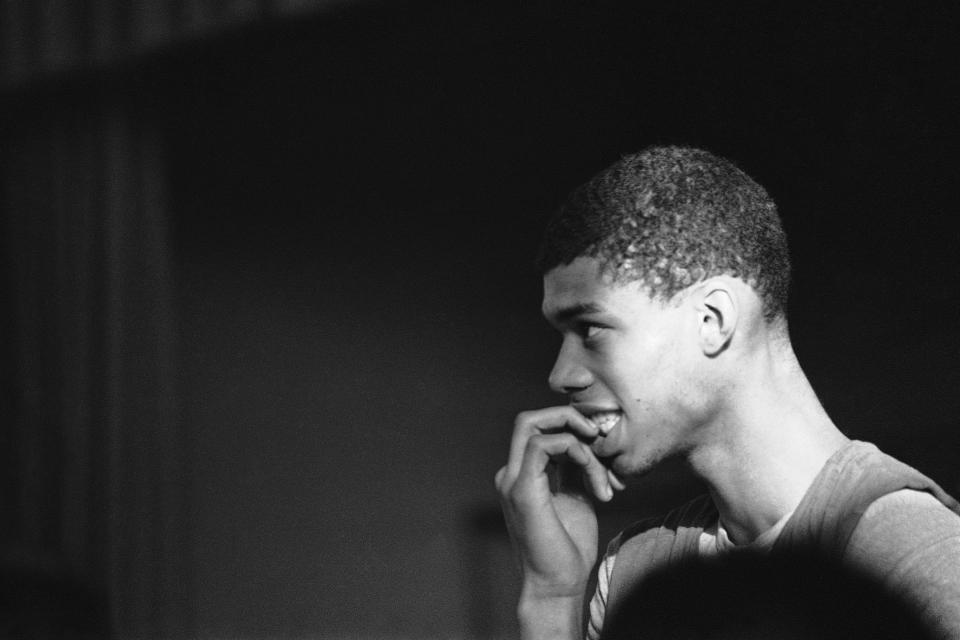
<box><xmin>691</xmin><ymin>427</ymin><xmax>848</xmax><ymax>545</ymax></box>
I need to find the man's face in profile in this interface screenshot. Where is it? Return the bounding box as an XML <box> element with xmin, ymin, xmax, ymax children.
<box><xmin>541</xmin><ymin>256</ymin><xmax>704</xmax><ymax>482</ymax></box>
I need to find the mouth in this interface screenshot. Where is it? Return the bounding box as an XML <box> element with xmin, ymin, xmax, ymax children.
<box><xmin>584</xmin><ymin>410</ymin><xmax>623</xmax><ymax>436</ymax></box>
<box><xmin>576</xmin><ymin>408</ymin><xmax>626</xmax><ymax>488</ymax></box>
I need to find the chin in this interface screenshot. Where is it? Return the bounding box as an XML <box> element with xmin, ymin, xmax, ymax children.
<box><xmin>609</xmin><ymin>458</ymin><xmax>652</xmax><ymax>482</ymax></box>
<box><xmin>615</xmin><ymin>447</ymin><xmax>673</xmax><ymax>480</ymax></box>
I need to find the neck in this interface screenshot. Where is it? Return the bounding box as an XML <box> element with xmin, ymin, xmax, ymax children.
<box><xmin>685</xmin><ymin>340</ymin><xmax>849</xmax><ymax>545</ymax></box>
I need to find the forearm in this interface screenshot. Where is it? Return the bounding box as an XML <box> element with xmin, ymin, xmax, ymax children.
<box><xmin>517</xmin><ymin>592</ymin><xmax>585</xmax><ymax>640</ymax></box>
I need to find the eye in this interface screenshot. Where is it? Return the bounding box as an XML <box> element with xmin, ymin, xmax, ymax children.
<box><xmin>580</xmin><ymin>323</ymin><xmax>605</xmax><ymax>341</ymax></box>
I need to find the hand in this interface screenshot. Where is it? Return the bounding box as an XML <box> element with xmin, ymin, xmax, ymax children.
<box><xmin>495</xmin><ymin>406</ymin><xmax>616</xmax><ymax>603</ymax></box>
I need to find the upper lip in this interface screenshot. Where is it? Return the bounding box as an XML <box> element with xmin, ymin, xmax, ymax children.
<box><xmin>572</xmin><ymin>403</ymin><xmax>622</xmax><ymax>417</ymax></box>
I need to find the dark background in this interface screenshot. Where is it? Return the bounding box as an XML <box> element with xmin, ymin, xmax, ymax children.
<box><xmin>3</xmin><ymin>1</ymin><xmax>959</xmax><ymax>638</ymax></box>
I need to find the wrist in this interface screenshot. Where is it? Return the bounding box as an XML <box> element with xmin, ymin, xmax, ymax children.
<box><xmin>517</xmin><ymin>590</ymin><xmax>584</xmax><ymax>640</ymax></box>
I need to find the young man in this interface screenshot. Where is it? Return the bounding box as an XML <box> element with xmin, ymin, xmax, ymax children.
<box><xmin>495</xmin><ymin>147</ymin><xmax>960</xmax><ymax>640</ymax></box>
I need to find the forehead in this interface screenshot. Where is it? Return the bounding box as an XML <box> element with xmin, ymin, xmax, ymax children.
<box><xmin>542</xmin><ymin>256</ymin><xmax>645</xmax><ymax>319</ymax></box>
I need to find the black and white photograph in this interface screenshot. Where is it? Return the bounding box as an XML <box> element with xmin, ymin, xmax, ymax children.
<box><xmin>2</xmin><ymin>2</ymin><xmax>959</xmax><ymax>638</ymax></box>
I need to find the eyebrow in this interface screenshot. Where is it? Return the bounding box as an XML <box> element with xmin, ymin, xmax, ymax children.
<box><xmin>544</xmin><ymin>302</ymin><xmax>605</xmax><ymax>325</ymax></box>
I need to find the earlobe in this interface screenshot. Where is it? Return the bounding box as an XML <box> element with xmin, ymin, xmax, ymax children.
<box><xmin>699</xmin><ymin>287</ymin><xmax>737</xmax><ymax>356</ymax></box>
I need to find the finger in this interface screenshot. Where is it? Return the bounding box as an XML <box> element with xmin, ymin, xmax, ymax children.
<box><xmin>540</xmin><ymin>405</ymin><xmax>599</xmax><ymax>439</ymax></box>
<box><xmin>494</xmin><ymin>465</ymin><xmax>508</xmax><ymax>492</ymax></box>
<box><xmin>506</xmin><ymin>407</ymin><xmax>599</xmax><ymax>480</ymax></box>
<box><xmin>567</xmin><ymin>442</ymin><xmax>614</xmax><ymax>502</ymax></box>
<box><xmin>517</xmin><ymin>433</ymin><xmax>612</xmax><ymax>502</ymax></box>
<box><xmin>607</xmin><ymin>468</ymin><xmax>626</xmax><ymax>492</ymax></box>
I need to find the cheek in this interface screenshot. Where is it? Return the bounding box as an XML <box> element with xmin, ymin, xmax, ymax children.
<box><xmin>601</xmin><ymin>331</ymin><xmax>685</xmax><ymax>407</ymax></box>
<box><xmin>627</xmin><ymin>346</ymin><xmax>692</xmax><ymax>416</ymax></box>
<box><xmin>601</xmin><ymin>353</ymin><xmax>649</xmax><ymax>400</ymax></box>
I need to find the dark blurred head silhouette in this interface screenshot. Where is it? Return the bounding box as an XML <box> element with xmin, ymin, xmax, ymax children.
<box><xmin>600</xmin><ymin>549</ymin><xmax>936</xmax><ymax>640</ymax></box>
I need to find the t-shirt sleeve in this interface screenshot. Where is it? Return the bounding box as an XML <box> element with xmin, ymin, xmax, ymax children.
<box><xmin>845</xmin><ymin>488</ymin><xmax>960</xmax><ymax>639</ymax></box>
<box><xmin>585</xmin><ymin>535</ymin><xmax>622</xmax><ymax>640</ymax></box>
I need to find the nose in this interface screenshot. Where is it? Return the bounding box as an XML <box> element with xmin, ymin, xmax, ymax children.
<box><xmin>548</xmin><ymin>336</ymin><xmax>593</xmax><ymax>395</ymax></box>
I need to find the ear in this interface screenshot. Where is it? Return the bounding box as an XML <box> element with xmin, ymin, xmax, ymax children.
<box><xmin>697</xmin><ymin>285</ymin><xmax>737</xmax><ymax>357</ymax></box>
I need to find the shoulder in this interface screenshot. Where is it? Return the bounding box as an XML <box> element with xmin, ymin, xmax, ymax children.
<box><xmin>607</xmin><ymin>493</ymin><xmax>717</xmax><ymax>560</ymax></box>
<box><xmin>848</xmin><ymin>488</ymin><xmax>960</xmax><ymax>565</ymax></box>
<box><xmin>863</xmin><ymin>487</ymin><xmax>960</xmax><ymax>522</ymax></box>
<box><xmin>847</xmin><ymin>488</ymin><xmax>960</xmax><ymax>638</ymax></box>
<box><xmin>776</xmin><ymin>440</ymin><xmax>960</xmax><ymax>555</ymax></box>
<box><xmin>604</xmin><ymin>494</ymin><xmax>717</xmax><ymax>590</ymax></box>
<box><xmin>590</xmin><ymin>494</ymin><xmax>717</xmax><ymax>640</ymax></box>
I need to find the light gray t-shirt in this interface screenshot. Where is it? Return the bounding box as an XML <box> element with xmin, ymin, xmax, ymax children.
<box><xmin>587</xmin><ymin>488</ymin><xmax>960</xmax><ymax>640</ymax></box>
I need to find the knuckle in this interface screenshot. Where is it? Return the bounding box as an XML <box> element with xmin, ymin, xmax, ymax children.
<box><xmin>523</xmin><ymin>435</ymin><xmax>543</xmax><ymax>455</ymax></box>
<box><xmin>513</xmin><ymin>411</ymin><xmax>533</xmax><ymax>429</ymax></box>
<box><xmin>577</xmin><ymin>444</ymin><xmax>592</xmax><ymax>463</ymax></box>
<box><xmin>557</xmin><ymin>432</ymin><xmax>577</xmax><ymax>446</ymax></box>
<box><xmin>581</xmin><ymin>445</ymin><xmax>598</xmax><ymax>464</ymax></box>
<box><xmin>507</xmin><ymin>483</ymin><xmax>534</xmax><ymax>510</ymax></box>
<box><xmin>525</xmin><ymin>432</ymin><xmax>563</xmax><ymax>453</ymax></box>
<box><xmin>494</xmin><ymin>466</ymin><xmax>508</xmax><ymax>491</ymax></box>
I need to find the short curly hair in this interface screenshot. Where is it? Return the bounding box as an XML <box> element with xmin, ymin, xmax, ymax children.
<box><xmin>537</xmin><ymin>146</ymin><xmax>791</xmax><ymax>321</ymax></box>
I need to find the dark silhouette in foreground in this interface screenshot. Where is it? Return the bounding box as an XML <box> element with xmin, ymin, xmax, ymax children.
<box><xmin>601</xmin><ymin>549</ymin><xmax>936</xmax><ymax>640</ymax></box>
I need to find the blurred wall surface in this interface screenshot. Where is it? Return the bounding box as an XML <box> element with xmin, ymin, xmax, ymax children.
<box><xmin>2</xmin><ymin>2</ymin><xmax>959</xmax><ymax>639</ymax></box>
